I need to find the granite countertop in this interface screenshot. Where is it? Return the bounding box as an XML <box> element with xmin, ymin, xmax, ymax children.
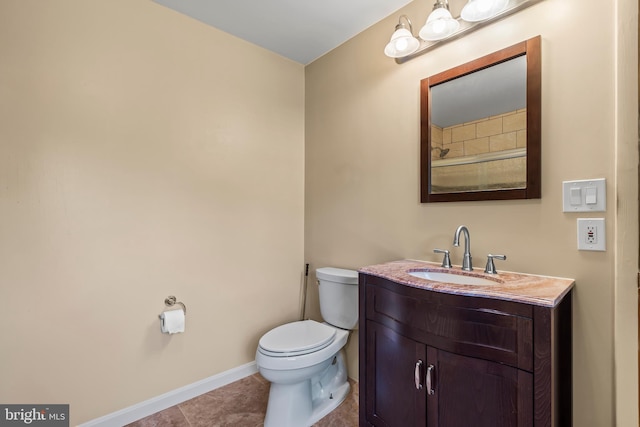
<box><xmin>359</xmin><ymin>259</ymin><xmax>575</xmax><ymax>308</ymax></box>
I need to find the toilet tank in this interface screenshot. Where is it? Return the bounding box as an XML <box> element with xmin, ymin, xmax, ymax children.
<box><xmin>316</xmin><ymin>267</ymin><xmax>359</xmax><ymax>330</ymax></box>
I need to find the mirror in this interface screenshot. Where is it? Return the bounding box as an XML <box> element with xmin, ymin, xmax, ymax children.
<box><xmin>420</xmin><ymin>36</ymin><xmax>541</xmax><ymax>202</ymax></box>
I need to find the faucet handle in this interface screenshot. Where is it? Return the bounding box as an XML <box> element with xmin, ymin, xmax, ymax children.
<box><xmin>434</xmin><ymin>249</ymin><xmax>452</xmax><ymax>268</ymax></box>
<box><xmin>484</xmin><ymin>254</ymin><xmax>507</xmax><ymax>274</ymax></box>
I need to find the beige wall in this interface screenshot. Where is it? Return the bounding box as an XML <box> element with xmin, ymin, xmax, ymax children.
<box><xmin>0</xmin><ymin>1</ymin><xmax>304</xmax><ymax>424</ymax></box>
<box><xmin>305</xmin><ymin>1</ymin><xmax>637</xmax><ymax>427</ymax></box>
<box><xmin>613</xmin><ymin>0</ymin><xmax>638</xmax><ymax>423</ymax></box>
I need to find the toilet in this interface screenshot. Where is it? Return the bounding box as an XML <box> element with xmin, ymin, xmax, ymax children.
<box><xmin>255</xmin><ymin>267</ymin><xmax>359</xmax><ymax>427</ymax></box>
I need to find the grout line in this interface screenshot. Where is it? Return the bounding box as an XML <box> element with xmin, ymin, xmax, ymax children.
<box><xmin>177</xmin><ymin>405</ymin><xmax>192</xmax><ymax>427</ymax></box>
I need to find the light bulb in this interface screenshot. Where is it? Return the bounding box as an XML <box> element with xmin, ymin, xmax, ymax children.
<box><xmin>384</xmin><ymin>25</ymin><xmax>420</xmax><ymax>58</ymax></box>
<box><xmin>395</xmin><ymin>38</ymin><xmax>409</xmax><ymax>51</ymax></box>
<box><xmin>419</xmin><ymin>6</ymin><xmax>459</xmax><ymax>41</ymax></box>
<box><xmin>477</xmin><ymin>0</ymin><xmax>492</xmax><ymax>12</ymax></box>
<box><xmin>461</xmin><ymin>0</ymin><xmax>508</xmax><ymax>22</ymax></box>
<box><xmin>432</xmin><ymin>19</ymin><xmax>446</xmax><ymax>34</ymax></box>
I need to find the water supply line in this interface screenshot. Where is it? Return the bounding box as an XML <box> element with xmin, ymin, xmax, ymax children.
<box><xmin>300</xmin><ymin>263</ymin><xmax>309</xmax><ymax>321</ymax></box>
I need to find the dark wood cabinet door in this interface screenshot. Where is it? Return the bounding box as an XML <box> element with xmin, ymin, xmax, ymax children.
<box><xmin>427</xmin><ymin>347</ymin><xmax>533</xmax><ymax>427</ymax></box>
<box><xmin>365</xmin><ymin>320</ymin><xmax>427</xmax><ymax>427</ymax></box>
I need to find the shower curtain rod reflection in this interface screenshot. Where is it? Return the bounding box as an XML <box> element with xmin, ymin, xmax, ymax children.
<box><xmin>431</xmin><ymin>147</ymin><xmax>525</xmax><ymax>168</ymax></box>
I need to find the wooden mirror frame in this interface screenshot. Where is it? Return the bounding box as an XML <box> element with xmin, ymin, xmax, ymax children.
<box><xmin>420</xmin><ymin>36</ymin><xmax>541</xmax><ymax>203</ymax></box>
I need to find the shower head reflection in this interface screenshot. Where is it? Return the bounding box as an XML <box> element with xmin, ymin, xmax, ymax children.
<box><xmin>432</xmin><ymin>146</ymin><xmax>450</xmax><ymax>158</ymax></box>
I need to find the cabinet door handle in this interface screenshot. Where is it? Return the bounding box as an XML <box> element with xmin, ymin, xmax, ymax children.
<box><xmin>414</xmin><ymin>360</ymin><xmax>424</xmax><ymax>390</ymax></box>
<box><xmin>426</xmin><ymin>364</ymin><xmax>435</xmax><ymax>395</ymax></box>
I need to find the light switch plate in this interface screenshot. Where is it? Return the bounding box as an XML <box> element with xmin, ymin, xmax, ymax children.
<box><xmin>562</xmin><ymin>178</ymin><xmax>606</xmax><ymax>212</ymax></box>
<box><xmin>577</xmin><ymin>218</ymin><xmax>606</xmax><ymax>251</ymax></box>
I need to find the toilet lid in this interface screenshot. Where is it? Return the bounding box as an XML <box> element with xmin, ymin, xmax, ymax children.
<box><xmin>259</xmin><ymin>320</ymin><xmax>336</xmax><ymax>357</ymax></box>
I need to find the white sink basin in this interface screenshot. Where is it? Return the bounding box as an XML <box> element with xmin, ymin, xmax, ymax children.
<box><xmin>408</xmin><ymin>270</ymin><xmax>498</xmax><ymax>286</ymax></box>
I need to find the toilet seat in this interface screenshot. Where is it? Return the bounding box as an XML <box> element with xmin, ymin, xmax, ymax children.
<box><xmin>258</xmin><ymin>320</ymin><xmax>336</xmax><ymax>357</ymax></box>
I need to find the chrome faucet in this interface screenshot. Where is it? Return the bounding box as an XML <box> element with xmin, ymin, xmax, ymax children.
<box><xmin>453</xmin><ymin>225</ymin><xmax>472</xmax><ymax>271</ymax></box>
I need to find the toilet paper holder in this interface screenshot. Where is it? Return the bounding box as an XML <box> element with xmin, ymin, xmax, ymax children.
<box><xmin>158</xmin><ymin>295</ymin><xmax>187</xmax><ymax>318</ymax></box>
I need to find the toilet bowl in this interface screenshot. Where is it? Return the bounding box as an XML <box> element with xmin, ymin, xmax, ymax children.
<box><xmin>256</xmin><ymin>267</ymin><xmax>358</xmax><ymax>427</ymax></box>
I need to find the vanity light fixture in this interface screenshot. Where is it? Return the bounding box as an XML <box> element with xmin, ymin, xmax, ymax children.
<box><xmin>419</xmin><ymin>0</ymin><xmax>459</xmax><ymax>41</ymax></box>
<box><xmin>385</xmin><ymin>0</ymin><xmax>544</xmax><ymax>63</ymax></box>
<box><xmin>384</xmin><ymin>15</ymin><xmax>420</xmax><ymax>58</ymax></box>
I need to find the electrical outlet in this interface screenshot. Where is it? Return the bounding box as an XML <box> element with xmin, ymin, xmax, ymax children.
<box><xmin>577</xmin><ymin>218</ymin><xmax>605</xmax><ymax>251</ymax></box>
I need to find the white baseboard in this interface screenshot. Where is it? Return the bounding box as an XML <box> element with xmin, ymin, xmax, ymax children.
<box><xmin>78</xmin><ymin>361</ymin><xmax>258</xmax><ymax>427</ymax></box>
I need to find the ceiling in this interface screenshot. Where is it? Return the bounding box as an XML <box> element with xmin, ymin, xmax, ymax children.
<box><xmin>152</xmin><ymin>0</ymin><xmax>414</xmax><ymax>65</ymax></box>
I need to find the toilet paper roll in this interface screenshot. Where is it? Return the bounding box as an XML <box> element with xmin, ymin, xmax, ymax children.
<box><xmin>160</xmin><ymin>309</ymin><xmax>185</xmax><ymax>334</ymax></box>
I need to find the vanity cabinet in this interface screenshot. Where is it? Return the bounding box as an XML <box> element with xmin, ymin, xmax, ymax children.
<box><xmin>359</xmin><ymin>273</ymin><xmax>572</xmax><ymax>427</ymax></box>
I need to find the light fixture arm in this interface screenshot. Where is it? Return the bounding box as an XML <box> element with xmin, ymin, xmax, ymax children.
<box><xmin>432</xmin><ymin>0</ymin><xmax>451</xmax><ymax>11</ymax></box>
<box><xmin>396</xmin><ymin>14</ymin><xmax>415</xmax><ymax>34</ymax></box>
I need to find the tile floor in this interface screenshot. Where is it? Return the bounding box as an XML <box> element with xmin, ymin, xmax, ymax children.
<box><xmin>126</xmin><ymin>373</ymin><xmax>359</xmax><ymax>427</ymax></box>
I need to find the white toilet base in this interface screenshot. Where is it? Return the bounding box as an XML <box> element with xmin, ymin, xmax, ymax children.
<box><xmin>308</xmin><ymin>381</ymin><xmax>350</xmax><ymax>425</ymax></box>
<box><xmin>263</xmin><ymin>350</ymin><xmax>350</xmax><ymax>427</ymax></box>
